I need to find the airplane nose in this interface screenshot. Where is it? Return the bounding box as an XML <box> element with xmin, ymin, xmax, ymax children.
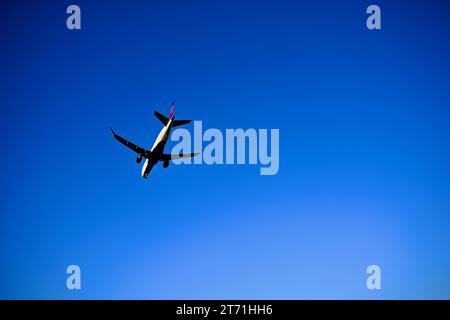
<box><xmin>141</xmin><ymin>159</ymin><xmax>152</xmax><ymax>178</ymax></box>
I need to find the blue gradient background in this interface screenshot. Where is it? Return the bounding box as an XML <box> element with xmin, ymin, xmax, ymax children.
<box><xmin>1</xmin><ymin>0</ymin><xmax>450</xmax><ymax>299</ymax></box>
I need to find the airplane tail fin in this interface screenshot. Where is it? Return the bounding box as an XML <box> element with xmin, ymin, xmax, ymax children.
<box><xmin>153</xmin><ymin>101</ymin><xmax>191</xmax><ymax>126</ymax></box>
<box><xmin>169</xmin><ymin>101</ymin><xmax>175</xmax><ymax>120</ymax></box>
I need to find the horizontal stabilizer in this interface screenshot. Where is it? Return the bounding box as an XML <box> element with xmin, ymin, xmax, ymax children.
<box><xmin>172</xmin><ymin>119</ymin><xmax>191</xmax><ymax>127</ymax></box>
<box><xmin>154</xmin><ymin>111</ymin><xmax>169</xmax><ymax>125</ymax></box>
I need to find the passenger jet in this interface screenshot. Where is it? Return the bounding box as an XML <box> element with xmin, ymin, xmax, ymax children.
<box><xmin>110</xmin><ymin>102</ymin><xmax>198</xmax><ymax>178</ymax></box>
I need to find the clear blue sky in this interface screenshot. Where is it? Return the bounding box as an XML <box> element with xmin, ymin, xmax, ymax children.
<box><xmin>1</xmin><ymin>0</ymin><xmax>450</xmax><ymax>299</ymax></box>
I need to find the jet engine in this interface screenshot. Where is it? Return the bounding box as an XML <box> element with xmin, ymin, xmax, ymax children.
<box><xmin>163</xmin><ymin>160</ymin><xmax>169</xmax><ymax>168</ymax></box>
<box><xmin>136</xmin><ymin>154</ymin><xmax>143</xmax><ymax>164</ymax></box>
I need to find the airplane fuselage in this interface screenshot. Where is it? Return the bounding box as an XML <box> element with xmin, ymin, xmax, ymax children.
<box><xmin>141</xmin><ymin>118</ymin><xmax>174</xmax><ymax>178</ymax></box>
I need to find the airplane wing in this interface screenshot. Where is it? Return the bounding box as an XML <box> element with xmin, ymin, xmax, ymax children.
<box><xmin>160</xmin><ymin>152</ymin><xmax>200</xmax><ymax>161</ymax></box>
<box><xmin>110</xmin><ymin>127</ymin><xmax>149</xmax><ymax>156</ymax></box>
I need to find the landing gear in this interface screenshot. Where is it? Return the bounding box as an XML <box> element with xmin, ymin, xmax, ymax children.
<box><xmin>163</xmin><ymin>160</ymin><xmax>169</xmax><ymax>168</ymax></box>
<box><xmin>136</xmin><ymin>154</ymin><xmax>143</xmax><ymax>163</ymax></box>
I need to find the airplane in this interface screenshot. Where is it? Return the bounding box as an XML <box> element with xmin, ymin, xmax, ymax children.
<box><xmin>110</xmin><ymin>102</ymin><xmax>198</xmax><ymax>179</ymax></box>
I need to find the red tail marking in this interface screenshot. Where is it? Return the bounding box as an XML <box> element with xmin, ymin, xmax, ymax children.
<box><xmin>169</xmin><ymin>103</ymin><xmax>175</xmax><ymax>120</ymax></box>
